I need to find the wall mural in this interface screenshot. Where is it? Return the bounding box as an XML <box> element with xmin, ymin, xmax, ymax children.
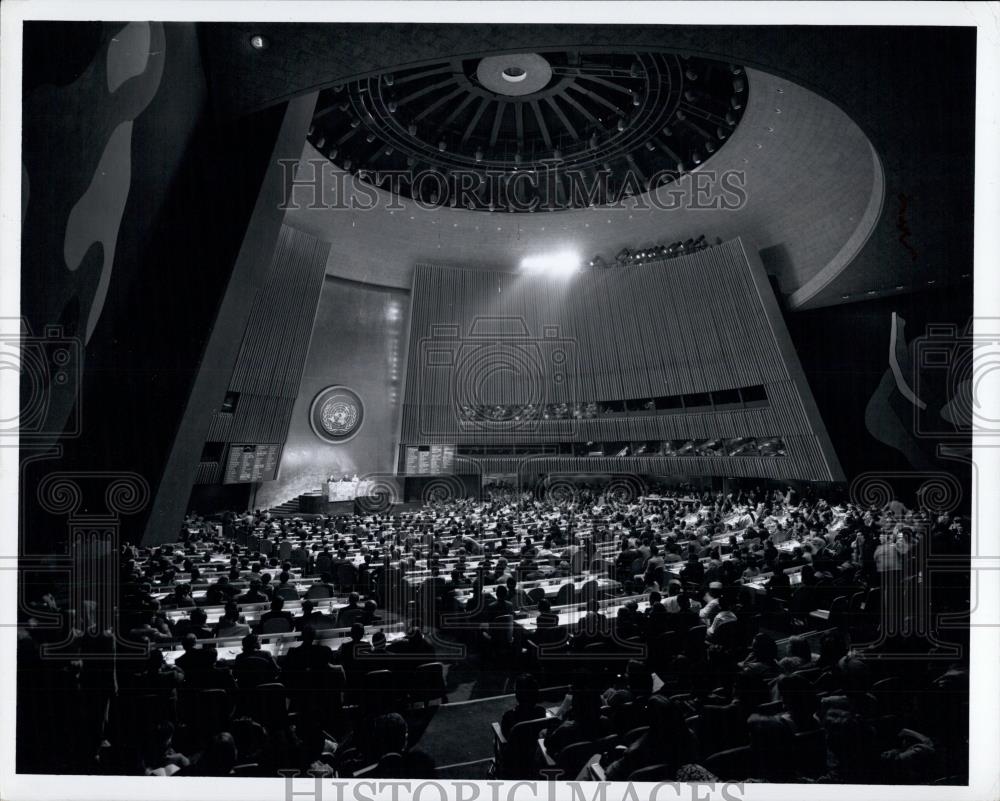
<box><xmin>21</xmin><ymin>21</ymin><xmax>165</xmax><ymax>440</ymax></box>
<box><xmin>864</xmin><ymin>311</ymin><xmax>975</xmax><ymax>472</ymax></box>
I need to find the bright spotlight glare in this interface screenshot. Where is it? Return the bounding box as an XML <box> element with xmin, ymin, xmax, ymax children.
<box><xmin>519</xmin><ymin>251</ymin><xmax>580</xmax><ymax>275</ymax></box>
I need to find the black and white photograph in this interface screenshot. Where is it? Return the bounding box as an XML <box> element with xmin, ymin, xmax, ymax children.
<box><xmin>1</xmin><ymin>3</ymin><xmax>998</xmax><ymax>800</ymax></box>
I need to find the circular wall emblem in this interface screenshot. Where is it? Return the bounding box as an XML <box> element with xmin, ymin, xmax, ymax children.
<box><xmin>309</xmin><ymin>386</ymin><xmax>365</xmax><ymax>443</ymax></box>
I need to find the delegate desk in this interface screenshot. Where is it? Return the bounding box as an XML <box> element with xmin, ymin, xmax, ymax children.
<box><xmin>160</xmin><ymin>624</ymin><xmax>407</xmax><ymax>666</ymax></box>
<box><xmin>162</xmin><ymin>596</ymin><xmax>359</xmax><ymax>627</ymax></box>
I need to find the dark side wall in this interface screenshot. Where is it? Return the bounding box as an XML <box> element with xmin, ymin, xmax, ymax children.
<box><xmin>20</xmin><ymin>22</ymin><xmax>285</xmax><ymax>550</ymax></box>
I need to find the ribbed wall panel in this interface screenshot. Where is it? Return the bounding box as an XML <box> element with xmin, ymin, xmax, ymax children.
<box><xmin>196</xmin><ymin>225</ymin><xmax>330</xmax><ymax>484</ymax></box>
<box><xmin>400</xmin><ymin>238</ymin><xmax>842</xmax><ymax>482</ymax></box>
<box><xmin>193</xmin><ymin>462</ymin><xmax>222</xmax><ymax>484</ymax></box>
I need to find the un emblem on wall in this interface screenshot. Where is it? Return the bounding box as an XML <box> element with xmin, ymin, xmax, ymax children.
<box><xmin>309</xmin><ymin>386</ymin><xmax>365</xmax><ymax>443</ymax></box>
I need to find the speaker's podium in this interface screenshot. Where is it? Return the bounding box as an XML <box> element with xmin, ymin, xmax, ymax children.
<box><xmin>327</xmin><ymin>477</ymin><xmax>371</xmax><ymax>502</ymax></box>
<box><xmin>299</xmin><ymin>477</ymin><xmax>379</xmax><ymax>514</ymax></box>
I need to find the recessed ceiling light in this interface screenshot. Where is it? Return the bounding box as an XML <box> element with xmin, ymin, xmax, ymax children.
<box><xmin>249</xmin><ymin>35</ymin><xmax>267</xmax><ymax>50</ymax></box>
<box><xmin>520</xmin><ymin>250</ymin><xmax>580</xmax><ymax>276</ymax></box>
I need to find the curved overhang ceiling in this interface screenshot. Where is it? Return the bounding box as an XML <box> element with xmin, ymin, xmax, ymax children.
<box><xmin>286</xmin><ymin>63</ymin><xmax>884</xmax><ymax>310</ymax></box>
<box><xmin>307</xmin><ymin>50</ymin><xmax>750</xmax><ymax>211</ymax></box>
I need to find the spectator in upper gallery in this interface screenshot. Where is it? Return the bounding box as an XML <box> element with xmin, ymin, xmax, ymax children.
<box><xmin>500</xmin><ymin>673</ymin><xmax>547</xmax><ymax>738</ymax></box>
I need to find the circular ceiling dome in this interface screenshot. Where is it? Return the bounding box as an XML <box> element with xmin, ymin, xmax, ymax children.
<box><xmin>307</xmin><ymin>50</ymin><xmax>749</xmax><ymax>212</ymax></box>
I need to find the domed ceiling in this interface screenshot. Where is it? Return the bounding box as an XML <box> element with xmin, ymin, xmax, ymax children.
<box><xmin>306</xmin><ymin>51</ymin><xmax>748</xmax><ymax>211</ymax></box>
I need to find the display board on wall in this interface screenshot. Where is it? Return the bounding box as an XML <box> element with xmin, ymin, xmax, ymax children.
<box><xmin>404</xmin><ymin>444</ymin><xmax>456</xmax><ymax>474</ymax></box>
<box><xmin>223</xmin><ymin>444</ymin><xmax>282</xmax><ymax>484</ymax></box>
